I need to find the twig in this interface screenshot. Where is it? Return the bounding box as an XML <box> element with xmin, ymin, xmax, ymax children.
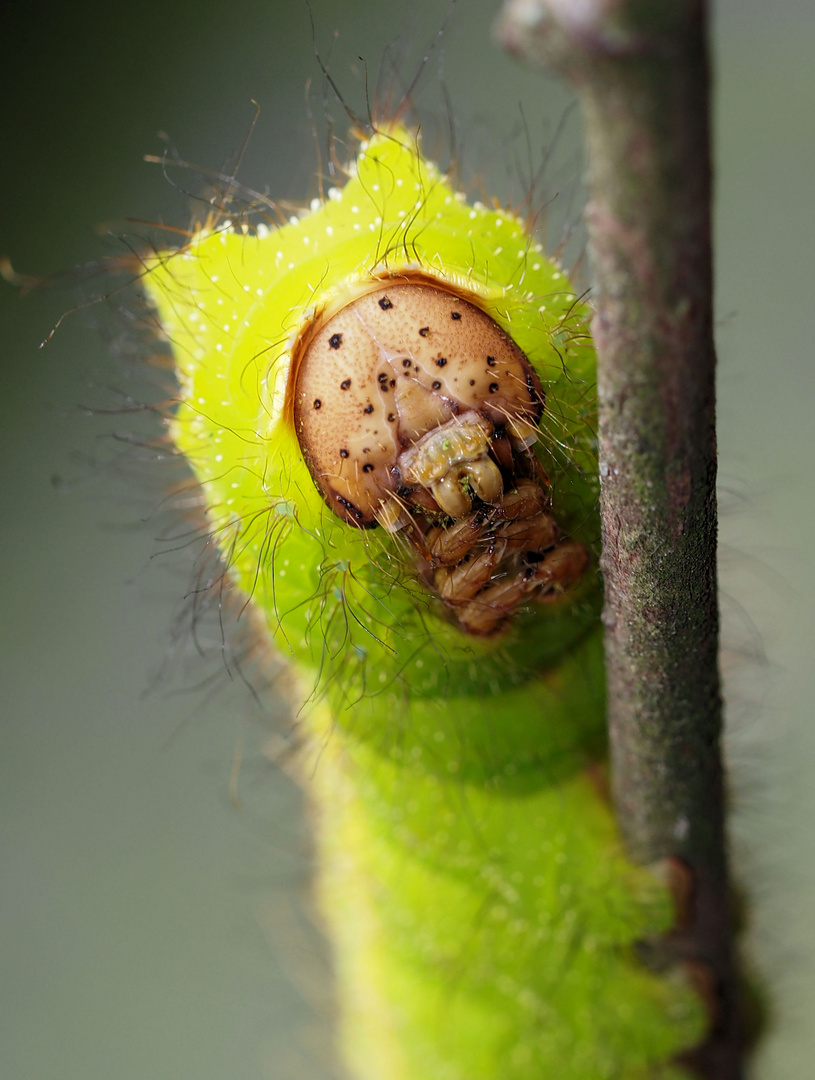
<box><xmin>495</xmin><ymin>2</ymin><xmax>741</xmax><ymax>1076</ymax></box>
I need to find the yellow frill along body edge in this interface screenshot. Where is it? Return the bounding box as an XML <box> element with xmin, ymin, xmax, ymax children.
<box><xmin>143</xmin><ymin>127</ymin><xmax>705</xmax><ymax>1079</ymax></box>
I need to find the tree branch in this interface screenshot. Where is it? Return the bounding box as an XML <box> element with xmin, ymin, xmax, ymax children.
<box><xmin>495</xmin><ymin>2</ymin><xmax>742</xmax><ymax>1076</ymax></box>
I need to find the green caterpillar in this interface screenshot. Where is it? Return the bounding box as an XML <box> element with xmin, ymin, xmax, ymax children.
<box><xmin>142</xmin><ymin>124</ymin><xmax>706</xmax><ymax>1078</ymax></box>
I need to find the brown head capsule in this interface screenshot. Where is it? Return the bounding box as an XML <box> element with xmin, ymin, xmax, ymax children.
<box><xmin>292</xmin><ymin>278</ymin><xmax>585</xmax><ymax>634</ymax></box>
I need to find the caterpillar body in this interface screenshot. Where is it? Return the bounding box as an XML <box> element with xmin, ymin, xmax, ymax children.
<box><xmin>143</xmin><ymin>126</ymin><xmax>705</xmax><ymax>1077</ymax></box>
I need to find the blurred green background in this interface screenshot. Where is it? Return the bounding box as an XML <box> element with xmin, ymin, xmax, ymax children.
<box><xmin>1</xmin><ymin>2</ymin><xmax>813</xmax><ymax>1077</ymax></box>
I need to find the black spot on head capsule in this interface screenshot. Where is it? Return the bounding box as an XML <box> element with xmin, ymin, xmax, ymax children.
<box><xmin>451</xmin><ymin>311</ymin><xmax>462</xmax><ymax>320</ymax></box>
<box><xmin>435</xmin><ymin>357</ymin><xmax>447</xmax><ymax>367</ymax></box>
<box><xmin>486</xmin><ymin>355</ymin><xmax>496</xmax><ymax>367</ymax></box>
<box><xmin>362</xmin><ymin>463</ymin><xmax>375</xmax><ymax>473</ymax></box>
<box><xmin>335</xmin><ymin>493</ymin><xmax>367</xmax><ymax>523</ymax></box>
<box><xmin>329</xmin><ymin>333</ymin><xmax>343</xmax><ymax>349</ymax></box>
<box><xmin>339</xmin><ymin>448</ymin><xmax>349</xmax><ymax>458</ymax></box>
<box><xmin>340</xmin><ymin>378</ymin><xmax>351</xmax><ymax>390</ymax></box>
<box><xmin>313</xmin><ymin>398</ymin><xmax>322</xmax><ymax>409</ymax></box>
<box><xmin>378</xmin><ymin>296</ymin><xmax>393</xmax><ymax>310</ymax></box>
<box><xmin>526</xmin><ymin>372</ymin><xmax>545</xmax><ymax>411</ymax></box>
<box><xmin>363</xmin><ymin>404</ymin><xmax>374</xmax><ymax>414</ymax></box>
<box><xmin>418</xmin><ymin>326</ymin><xmax>430</xmax><ymax>337</ymax></box>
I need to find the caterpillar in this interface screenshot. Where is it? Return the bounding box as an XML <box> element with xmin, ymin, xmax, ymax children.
<box><xmin>140</xmin><ymin>101</ymin><xmax>707</xmax><ymax>1080</ymax></box>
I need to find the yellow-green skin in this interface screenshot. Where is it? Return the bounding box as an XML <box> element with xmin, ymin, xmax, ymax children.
<box><xmin>144</xmin><ymin>128</ymin><xmax>704</xmax><ymax>1078</ymax></box>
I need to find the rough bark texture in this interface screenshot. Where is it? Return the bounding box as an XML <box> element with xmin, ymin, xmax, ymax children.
<box><xmin>495</xmin><ymin>2</ymin><xmax>741</xmax><ymax>1077</ymax></box>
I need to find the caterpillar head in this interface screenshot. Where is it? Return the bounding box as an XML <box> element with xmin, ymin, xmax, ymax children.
<box><xmin>292</xmin><ymin>278</ymin><xmax>543</xmax><ymax>526</ymax></box>
<box><xmin>292</xmin><ymin>273</ymin><xmax>587</xmax><ymax>634</ymax></box>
